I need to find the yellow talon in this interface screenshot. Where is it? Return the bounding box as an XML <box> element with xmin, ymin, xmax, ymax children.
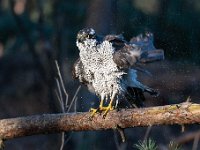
<box><xmin>89</xmin><ymin>97</ymin><xmax>115</xmax><ymax>118</ymax></box>
<box><xmin>102</xmin><ymin>104</ymin><xmax>114</xmax><ymax>118</ymax></box>
<box><xmin>89</xmin><ymin>99</ymin><xmax>104</xmax><ymax>117</ymax></box>
<box><xmin>90</xmin><ymin>108</ymin><xmax>98</xmax><ymax>117</ymax></box>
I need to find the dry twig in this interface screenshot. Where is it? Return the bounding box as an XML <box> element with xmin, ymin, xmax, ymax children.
<box><xmin>175</xmin><ymin>130</ymin><xmax>200</xmax><ymax>144</ymax></box>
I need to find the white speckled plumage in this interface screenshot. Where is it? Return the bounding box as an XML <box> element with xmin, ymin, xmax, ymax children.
<box><xmin>77</xmin><ymin>39</ymin><xmax>127</xmax><ymax>99</ymax></box>
<box><xmin>73</xmin><ymin>28</ymin><xmax>159</xmax><ymax>109</ymax></box>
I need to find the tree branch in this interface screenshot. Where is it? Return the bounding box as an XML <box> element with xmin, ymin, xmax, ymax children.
<box><xmin>0</xmin><ymin>102</ymin><xmax>200</xmax><ymax>140</ymax></box>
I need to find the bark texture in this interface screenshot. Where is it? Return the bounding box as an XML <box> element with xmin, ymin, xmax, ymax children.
<box><xmin>0</xmin><ymin>102</ymin><xmax>200</xmax><ymax>140</ymax></box>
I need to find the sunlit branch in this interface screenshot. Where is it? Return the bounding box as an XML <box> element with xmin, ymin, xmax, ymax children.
<box><xmin>0</xmin><ymin>102</ymin><xmax>200</xmax><ymax>141</ymax></box>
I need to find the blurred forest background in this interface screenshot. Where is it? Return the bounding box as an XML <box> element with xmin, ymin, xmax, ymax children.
<box><xmin>0</xmin><ymin>0</ymin><xmax>200</xmax><ymax>149</ymax></box>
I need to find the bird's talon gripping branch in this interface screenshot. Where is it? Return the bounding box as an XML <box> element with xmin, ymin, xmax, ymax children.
<box><xmin>90</xmin><ymin>108</ymin><xmax>99</xmax><ymax>117</ymax></box>
<box><xmin>89</xmin><ymin>99</ymin><xmax>105</xmax><ymax>117</ymax></box>
<box><xmin>102</xmin><ymin>97</ymin><xmax>115</xmax><ymax>118</ymax></box>
<box><xmin>89</xmin><ymin>98</ymin><xmax>115</xmax><ymax>118</ymax></box>
<box><xmin>103</xmin><ymin>105</ymin><xmax>114</xmax><ymax>118</ymax></box>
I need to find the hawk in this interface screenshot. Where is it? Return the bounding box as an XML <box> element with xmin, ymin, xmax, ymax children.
<box><xmin>72</xmin><ymin>28</ymin><xmax>162</xmax><ymax>117</ymax></box>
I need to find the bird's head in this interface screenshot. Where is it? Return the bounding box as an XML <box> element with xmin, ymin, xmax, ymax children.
<box><xmin>77</xmin><ymin>28</ymin><xmax>96</xmax><ymax>44</ymax></box>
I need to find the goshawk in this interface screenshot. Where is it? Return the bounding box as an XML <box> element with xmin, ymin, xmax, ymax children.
<box><xmin>72</xmin><ymin>28</ymin><xmax>163</xmax><ymax>117</ymax></box>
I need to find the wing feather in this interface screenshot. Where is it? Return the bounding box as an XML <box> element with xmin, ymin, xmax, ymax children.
<box><xmin>113</xmin><ymin>43</ymin><xmax>141</xmax><ymax>69</ymax></box>
<box><xmin>104</xmin><ymin>34</ymin><xmax>141</xmax><ymax>69</ymax></box>
<box><xmin>72</xmin><ymin>58</ymin><xmax>89</xmax><ymax>85</ymax></box>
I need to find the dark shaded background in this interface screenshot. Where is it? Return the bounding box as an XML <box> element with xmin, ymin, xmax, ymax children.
<box><xmin>0</xmin><ymin>0</ymin><xmax>200</xmax><ymax>149</ymax></box>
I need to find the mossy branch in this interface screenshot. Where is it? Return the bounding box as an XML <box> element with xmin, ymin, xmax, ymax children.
<box><xmin>0</xmin><ymin>102</ymin><xmax>200</xmax><ymax>140</ymax></box>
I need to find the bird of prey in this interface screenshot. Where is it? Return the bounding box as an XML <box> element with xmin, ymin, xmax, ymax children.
<box><xmin>72</xmin><ymin>28</ymin><xmax>161</xmax><ymax>117</ymax></box>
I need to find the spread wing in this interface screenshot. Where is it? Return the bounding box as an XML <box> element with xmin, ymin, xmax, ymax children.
<box><xmin>112</xmin><ymin>44</ymin><xmax>141</xmax><ymax>68</ymax></box>
<box><xmin>130</xmin><ymin>32</ymin><xmax>165</xmax><ymax>63</ymax></box>
<box><xmin>104</xmin><ymin>34</ymin><xmax>126</xmax><ymax>51</ymax></box>
<box><xmin>105</xmin><ymin>34</ymin><xmax>158</xmax><ymax>104</ymax></box>
<box><xmin>106</xmin><ymin>33</ymin><xmax>164</xmax><ymax>68</ymax></box>
<box><xmin>104</xmin><ymin>34</ymin><xmax>141</xmax><ymax>69</ymax></box>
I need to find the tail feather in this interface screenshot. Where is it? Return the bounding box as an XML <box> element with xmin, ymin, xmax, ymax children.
<box><xmin>144</xmin><ymin>87</ymin><xmax>159</xmax><ymax>96</ymax></box>
<box><xmin>125</xmin><ymin>86</ymin><xmax>159</xmax><ymax>108</ymax></box>
<box><xmin>125</xmin><ymin>87</ymin><xmax>145</xmax><ymax>108</ymax></box>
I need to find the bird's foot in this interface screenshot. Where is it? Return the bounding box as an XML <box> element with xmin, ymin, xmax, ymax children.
<box><xmin>89</xmin><ymin>105</ymin><xmax>114</xmax><ymax>118</ymax></box>
<box><xmin>102</xmin><ymin>104</ymin><xmax>114</xmax><ymax>118</ymax></box>
<box><xmin>89</xmin><ymin>108</ymin><xmax>99</xmax><ymax>117</ymax></box>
